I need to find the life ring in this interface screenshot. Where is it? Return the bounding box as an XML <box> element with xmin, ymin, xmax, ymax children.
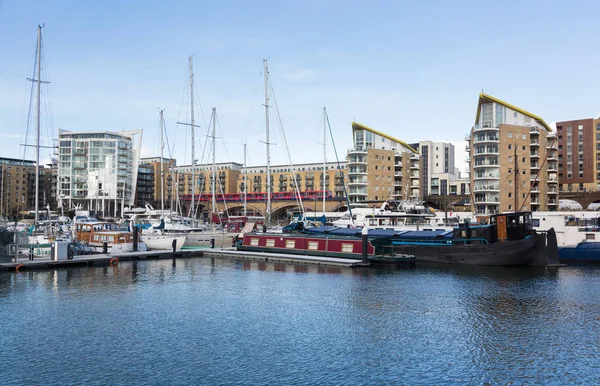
<box><xmin>109</xmin><ymin>258</ymin><xmax>119</xmax><ymax>266</ymax></box>
<box><xmin>15</xmin><ymin>264</ymin><xmax>24</xmax><ymax>272</ymax></box>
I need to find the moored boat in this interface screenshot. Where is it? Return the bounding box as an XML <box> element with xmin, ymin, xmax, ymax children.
<box><xmin>74</xmin><ymin>221</ymin><xmax>147</xmax><ymax>254</ymax></box>
<box><xmin>238</xmin><ymin>212</ymin><xmax>555</xmax><ymax>266</ymax></box>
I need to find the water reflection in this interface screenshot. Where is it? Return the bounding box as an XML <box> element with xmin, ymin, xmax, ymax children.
<box><xmin>1</xmin><ymin>259</ymin><xmax>600</xmax><ymax>384</ymax></box>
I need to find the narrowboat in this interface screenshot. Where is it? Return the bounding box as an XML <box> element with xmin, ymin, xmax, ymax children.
<box><xmin>238</xmin><ymin>212</ymin><xmax>552</xmax><ymax>266</ymax></box>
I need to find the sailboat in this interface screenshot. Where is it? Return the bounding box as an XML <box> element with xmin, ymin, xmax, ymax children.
<box><xmin>141</xmin><ymin>109</ymin><xmax>187</xmax><ymax>251</ymax></box>
<box><xmin>18</xmin><ymin>25</ymin><xmax>71</xmax><ymax>258</ymax></box>
<box><xmin>182</xmin><ymin>107</ymin><xmax>237</xmax><ymax>248</ymax></box>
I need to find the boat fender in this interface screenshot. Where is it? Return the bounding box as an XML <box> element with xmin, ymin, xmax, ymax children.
<box><xmin>15</xmin><ymin>264</ymin><xmax>24</xmax><ymax>272</ymax></box>
<box><xmin>109</xmin><ymin>258</ymin><xmax>119</xmax><ymax>266</ymax></box>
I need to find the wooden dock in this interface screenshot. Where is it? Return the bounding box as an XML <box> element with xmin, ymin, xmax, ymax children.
<box><xmin>0</xmin><ymin>247</ymin><xmax>365</xmax><ymax>272</ymax></box>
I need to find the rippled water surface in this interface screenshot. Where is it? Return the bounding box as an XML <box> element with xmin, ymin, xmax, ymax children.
<box><xmin>1</xmin><ymin>258</ymin><xmax>600</xmax><ymax>385</ymax></box>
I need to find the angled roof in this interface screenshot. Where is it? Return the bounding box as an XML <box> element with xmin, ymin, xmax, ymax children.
<box><xmin>475</xmin><ymin>93</ymin><xmax>552</xmax><ymax>132</ymax></box>
<box><xmin>351</xmin><ymin>122</ymin><xmax>418</xmax><ymax>154</ymax></box>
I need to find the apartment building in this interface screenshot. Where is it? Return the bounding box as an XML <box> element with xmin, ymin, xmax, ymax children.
<box><xmin>417</xmin><ymin>141</ymin><xmax>457</xmax><ymax>196</ymax></box>
<box><xmin>556</xmin><ymin>118</ymin><xmax>595</xmax><ymax>192</ymax></box>
<box><xmin>0</xmin><ymin>158</ymin><xmax>36</xmax><ymax>217</ymax></box>
<box><xmin>467</xmin><ymin>93</ymin><xmax>558</xmax><ymax>215</ymax></box>
<box><xmin>240</xmin><ymin>162</ymin><xmax>347</xmax><ymax>198</ymax></box>
<box><xmin>57</xmin><ymin>129</ymin><xmax>143</xmax><ymax>214</ymax></box>
<box><xmin>347</xmin><ymin>122</ymin><xmax>419</xmax><ymax>205</ymax></box>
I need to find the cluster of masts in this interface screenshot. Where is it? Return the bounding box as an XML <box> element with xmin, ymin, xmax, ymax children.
<box><xmin>28</xmin><ymin>27</ymin><xmax>348</xmax><ymax>227</ymax></box>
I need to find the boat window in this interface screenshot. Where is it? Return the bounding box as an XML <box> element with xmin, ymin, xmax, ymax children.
<box><xmin>308</xmin><ymin>241</ymin><xmax>319</xmax><ymax>250</ymax></box>
<box><xmin>285</xmin><ymin>240</ymin><xmax>295</xmax><ymax>248</ymax></box>
<box><xmin>586</xmin><ymin>234</ymin><xmax>595</xmax><ymax>240</ymax></box>
<box><xmin>266</xmin><ymin>239</ymin><xmax>275</xmax><ymax>247</ymax></box>
<box><xmin>532</xmin><ymin>219</ymin><xmax>540</xmax><ymax>227</ymax></box>
<box><xmin>341</xmin><ymin>243</ymin><xmax>354</xmax><ymax>253</ymax></box>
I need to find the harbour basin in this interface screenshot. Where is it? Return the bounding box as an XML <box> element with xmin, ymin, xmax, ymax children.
<box><xmin>1</xmin><ymin>258</ymin><xmax>599</xmax><ymax>384</ymax></box>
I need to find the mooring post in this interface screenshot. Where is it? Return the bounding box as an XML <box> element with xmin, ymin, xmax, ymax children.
<box><xmin>361</xmin><ymin>226</ymin><xmax>369</xmax><ymax>264</ymax></box>
<box><xmin>210</xmin><ymin>238</ymin><xmax>215</xmax><ymax>249</ymax></box>
<box><xmin>103</xmin><ymin>242</ymin><xmax>108</xmax><ymax>254</ymax></box>
<box><xmin>172</xmin><ymin>239</ymin><xmax>177</xmax><ymax>253</ymax></box>
<box><xmin>133</xmin><ymin>225</ymin><xmax>138</xmax><ymax>252</ymax></box>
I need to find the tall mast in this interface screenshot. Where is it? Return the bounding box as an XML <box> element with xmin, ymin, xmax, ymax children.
<box><xmin>34</xmin><ymin>25</ymin><xmax>42</xmax><ymax>225</ymax></box>
<box><xmin>159</xmin><ymin>109</ymin><xmax>165</xmax><ymax>214</ymax></box>
<box><xmin>243</xmin><ymin>143</ymin><xmax>247</xmax><ymax>217</ymax></box>
<box><xmin>211</xmin><ymin>107</ymin><xmax>217</xmax><ymax>226</ymax></box>
<box><xmin>263</xmin><ymin>59</ymin><xmax>271</xmax><ymax>225</ymax></box>
<box><xmin>189</xmin><ymin>56</ymin><xmax>196</xmax><ymax>221</ymax></box>
<box><xmin>322</xmin><ymin>107</ymin><xmax>327</xmax><ymax>215</ymax></box>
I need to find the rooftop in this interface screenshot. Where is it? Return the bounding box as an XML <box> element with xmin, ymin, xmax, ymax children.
<box><xmin>352</xmin><ymin>122</ymin><xmax>418</xmax><ymax>154</ymax></box>
<box><xmin>475</xmin><ymin>93</ymin><xmax>552</xmax><ymax>132</ymax></box>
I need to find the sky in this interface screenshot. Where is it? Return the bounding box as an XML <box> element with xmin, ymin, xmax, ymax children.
<box><xmin>1</xmin><ymin>0</ymin><xmax>600</xmax><ymax>174</ymax></box>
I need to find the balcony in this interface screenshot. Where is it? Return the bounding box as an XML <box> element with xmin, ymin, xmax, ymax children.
<box><xmin>410</xmin><ymin>164</ymin><xmax>419</xmax><ymax>170</ymax></box>
<box><xmin>530</xmin><ymin>139</ymin><xmax>540</xmax><ymax>147</ymax></box>
<box><xmin>547</xmin><ymin>142</ymin><xmax>558</xmax><ymax>150</ymax></box>
<box><xmin>530</xmin><ymin>127</ymin><xmax>540</xmax><ymax>135</ymax></box>
<box><xmin>549</xmin><ymin>200</ymin><xmax>558</xmax><ymax>206</ymax></box>
<box><xmin>347</xmin><ymin>147</ymin><xmax>367</xmax><ymax>155</ymax></box>
<box><xmin>472</xmin><ymin>148</ymin><xmax>499</xmax><ymax>156</ymax></box>
<box><xmin>530</xmin><ymin>152</ymin><xmax>540</xmax><ymax>159</ymax></box>
<box><xmin>473</xmin><ymin>186</ymin><xmax>500</xmax><ymax>193</ymax></box>
<box><xmin>530</xmin><ymin>163</ymin><xmax>540</xmax><ymax>170</ymax></box>
<box><xmin>474</xmin><ymin>173</ymin><xmax>500</xmax><ymax>180</ymax></box>
<box><xmin>410</xmin><ymin>173</ymin><xmax>419</xmax><ymax>179</ymax></box>
<box><xmin>548</xmin><ymin>178</ymin><xmax>558</xmax><ymax>184</ymax></box>
<box><xmin>473</xmin><ymin>162</ymin><xmax>499</xmax><ymax>169</ymax></box>
<box><xmin>347</xmin><ymin>157</ymin><xmax>367</xmax><ymax>165</ymax></box>
<box><xmin>473</xmin><ymin>136</ymin><xmax>499</xmax><ymax>144</ymax></box>
<box><xmin>548</xmin><ymin>189</ymin><xmax>558</xmax><ymax>195</ymax></box>
<box><xmin>473</xmin><ymin>124</ymin><xmax>499</xmax><ymax>133</ymax></box>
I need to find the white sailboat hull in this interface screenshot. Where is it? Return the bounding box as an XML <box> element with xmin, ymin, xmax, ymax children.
<box><xmin>183</xmin><ymin>232</ymin><xmax>235</xmax><ymax>248</ymax></box>
<box><xmin>143</xmin><ymin>235</ymin><xmax>187</xmax><ymax>251</ymax></box>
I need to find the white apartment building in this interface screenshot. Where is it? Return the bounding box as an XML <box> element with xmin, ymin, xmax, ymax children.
<box><xmin>58</xmin><ymin>129</ymin><xmax>142</xmax><ymax>214</ymax></box>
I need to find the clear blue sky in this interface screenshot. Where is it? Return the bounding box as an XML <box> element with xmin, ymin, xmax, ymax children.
<box><xmin>1</xmin><ymin>0</ymin><xmax>599</xmax><ymax>172</ymax></box>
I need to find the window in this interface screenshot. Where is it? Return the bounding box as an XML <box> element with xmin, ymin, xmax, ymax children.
<box><xmin>508</xmin><ymin>132</ymin><xmax>513</xmax><ymax>138</ymax></box>
<box><xmin>514</xmin><ymin>112</ymin><xmax>517</xmax><ymax>118</ymax></box>
<box><xmin>341</xmin><ymin>243</ymin><xmax>354</xmax><ymax>253</ymax></box>
<box><xmin>522</xmin><ymin>146</ymin><xmax>525</xmax><ymax>150</ymax></box>
<box><xmin>508</xmin><ymin>192</ymin><xmax>512</xmax><ymax>198</ymax></box>
<box><xmin>508</xmin><ymin>144</ymin><xmax>512</xmax><ymax>150</ymax></box>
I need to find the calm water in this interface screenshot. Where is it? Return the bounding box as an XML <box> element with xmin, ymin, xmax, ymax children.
<box><xmin>1</xmin><ymin>258</ymin><xmax>600</xmax><ymax>385</ymax></box>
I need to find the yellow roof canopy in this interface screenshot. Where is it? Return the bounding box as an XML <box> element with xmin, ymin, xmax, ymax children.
<box><xmin>351</xmin><ymin>122</ymin><xmax>418</xmax><ymax>154</ymax></box>
<box><xmin>475</xmin><ymin>93</ymin><xmax>552</xmax><ymax>132</ymax></box>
